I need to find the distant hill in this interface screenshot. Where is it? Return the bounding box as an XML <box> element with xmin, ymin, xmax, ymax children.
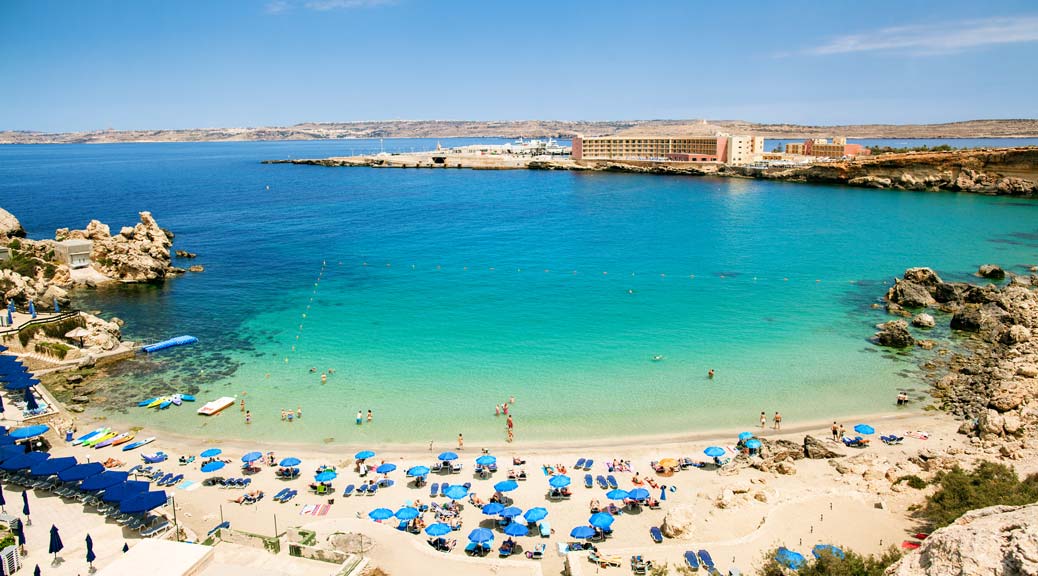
<box><xmin>2</xmin><ymin>119</ymin><xmax>1037</xmax><ymax>144</ymax></box>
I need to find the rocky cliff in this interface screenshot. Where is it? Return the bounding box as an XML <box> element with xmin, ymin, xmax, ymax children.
<box><xmin>728</xmin><ymin>147</ymin><xmax>1038</xmax><ymax>196</ymax></box>
<box><xmin>0</xmin><ymin>207</ymin><xmax>25</xmax><ymax>238</ymax></box>
<box><xmin>55</xmin><ymin>211</ymin><xmax>180</xmax><ymax>283</ymax></box>
<box><xmin>885</xmin><ymin>503</ymin><xmax>1038</xmax><ymax>576</ymax></box>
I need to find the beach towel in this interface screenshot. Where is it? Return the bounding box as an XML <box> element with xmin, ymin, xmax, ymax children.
<box><xmin>300</xmin><ymin>504</ymin><xmax>317</xmax><ymax>516</ymax></box>
<box><xmin>178</xmin><ymin>480</ymin><xmax>200</xmax><ymax>491</ymax></box>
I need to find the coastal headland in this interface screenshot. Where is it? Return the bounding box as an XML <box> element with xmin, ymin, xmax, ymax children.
<box><xmin>264</xmin><ymin>146</ymin><xmax>1038</xmax><ymax>196</ymax></box>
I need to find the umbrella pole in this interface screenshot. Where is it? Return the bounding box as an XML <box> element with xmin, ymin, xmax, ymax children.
<box><xmin>273</xmin><ymin>514</ymin><xmax>278</xmax><ymax>539</ymax></box>
<box><xmin>172</xmin><ymin>496</ymin><xmax>180</xmax><ymax>542</ymax></box>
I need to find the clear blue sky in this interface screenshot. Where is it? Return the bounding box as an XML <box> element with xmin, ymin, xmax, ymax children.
<box><xmin>2</xmin><ymin>0</ymin><xmax>1036</xmax><ymax>131</ymax></box>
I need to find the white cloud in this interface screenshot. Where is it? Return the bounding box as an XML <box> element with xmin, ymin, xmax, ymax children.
<box><xmin>303</xmin><ymin>0</ymin><xmax>394</xmax><ymax>10</ymax></box>
<box><xmin>807</xmin><ymin>16</ymin><xmax>1038</xmax><ymax>56</ymax></box>
<box><xmin>265</xmin><ymin>1</ymin><xmax>290</xmax><ymax>14</ymax></box>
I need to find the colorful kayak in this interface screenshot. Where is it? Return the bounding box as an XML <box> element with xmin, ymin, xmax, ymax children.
<box><xmin>170</xmin><ymin>394</ymin><xmax>183</xmax><ymax>406</ymax></box>
<box><xmin>137</xmin><ymin>398</ymin><xmax>156</xmax><ymax>407</ymax></box>
<box><xmin>95</xmin><ymin>432</ymin><xmax>129</xmax><ymax>449</ymax></box>
<box><xmin>197</xmin><ymin>397</ymin><xmax>235</xmax><ymax>416</ymax></box>
<box><xmin>84</xmin><ymin>432</ymin><xmax>117</xmax><ymax>447</ymax></box>
<box><xmin>73</xmin><ymin>427</ymin><xmax>108</xmax><ymax>446</ymax></box>
<box><xmin>110</xmin><ymin>432</ymin><xmax>136</xmax><ymax>447</ymax></box>
<box><xmin>121</xmin><ymin>437</ymin><xmax>155</xmax><ymax>452</ymax></box>
<box><xmin>180</xmin><ymin>394</ymin><xmax>196</xmax><ymax>402</ymax></box>
<box><xmin>159</xmin><ymin>400</ymin><xmax>172</xmax><ymax>410</ymax></box>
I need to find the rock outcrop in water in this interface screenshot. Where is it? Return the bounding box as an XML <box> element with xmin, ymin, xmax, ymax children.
<box><xmin>0</xmin><ymin>207</ymin><xmax>25</xmax><ymax>238</ymax></box>
<box><xmin>885</xmin><ymin>503</ymin><xmax>1038</xmax><ymax>576</ymax></box>
<box><xmin>55</xmin><ymin>211</ymin><xmax>179</xmax><ymax>283</ymax></box>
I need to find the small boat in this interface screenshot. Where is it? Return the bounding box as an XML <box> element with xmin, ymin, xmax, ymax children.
<box><xmin>84</xmin><ymin>432</ymin><xmax>117</xmax><ymax>447</ymax></box>
<box><xmin>198</xmin><ymin>396</ymin><xmax>235</xmax><ymax>416</ymax></box>
<box><xmin>159</xmin><ymin>399</ymin><xmax>173</xmax><ymax>410</ymax></box>
<box><xmin>95</xmin><ymin>432</ymin><xmax>129</xmax><ymax>449</ymax></box>
<box><xmin>170</xmin><ymin>394</ymin><xmax>183</xmax><ymax>406</ymax></box>
<box><xmin>122</xmin><ymin>437</ymin><xmax>155</xmax><ymax>452</ymax></box>
<box><xmin>137</xmin><ymin>398</ymin><xmax>156</xmax><ymax>407</ymax></box>
<box><xmin>146</xmin><ymin>397</ymin><xmax>167</xmax><ymax>408</ymax></box>
<box><xmin>110</xmin><ymin>432</ymin><xmax>136</xmax><ymax>447</ymax></box>
<box><xmin>180</xmin><ymin>394</ymin><xmax>196</xmax><ymax>402</ymax></box>
<box><xmin>73</xmin><ymin>427</ymin><xmax>108</xmax><ymax>446</ymax></box>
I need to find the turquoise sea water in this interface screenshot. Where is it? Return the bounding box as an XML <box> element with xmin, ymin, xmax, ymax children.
<box><xmin>2</xmin><ymin>139</ymin><xmax>1037</xmax><ymax>444</ymax></box>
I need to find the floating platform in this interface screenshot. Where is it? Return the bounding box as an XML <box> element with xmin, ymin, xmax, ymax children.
<box><xmin>142</xmin><ymin>335</ymin><xmax>198</xmax><ymax>353</ymax></box>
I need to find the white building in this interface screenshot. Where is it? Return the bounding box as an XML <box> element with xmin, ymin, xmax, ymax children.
<box><xmin>54</xmin><ymin>239</ymin><xmax>93</xmax><ymax>269</ymax></box>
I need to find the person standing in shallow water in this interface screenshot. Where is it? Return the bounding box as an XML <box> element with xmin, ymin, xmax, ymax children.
<box><xmin>457</xmin><ymin>433</ymin><xmax>464</xmax><ymax>450</ymax></box>
<box><xmin>773</xmin><ymin>411</ymin><xmax>782</xmax><ymax>430</ymax></box>
<box><xmin>759</xmin><ymin>411</ymin><xmax>767</xmax><ymax>429</ymax></box>
<box><xmin>367</xmin><ymin>410</ymin><xmax>373</xmax><ymax>423</ymax></box>
<box><xmin>356</xmin><ymin>410</ymin><xmax>363</xmax><ymax>425</ymax></box>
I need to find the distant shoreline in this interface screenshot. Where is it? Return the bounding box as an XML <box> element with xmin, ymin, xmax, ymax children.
<box><xmin>3</xmin><ymin>118</ymin><xmax>1038</xmax><ymax>144</ymax></box>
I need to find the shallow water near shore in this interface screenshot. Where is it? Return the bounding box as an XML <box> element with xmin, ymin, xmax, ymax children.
<box><xmin>3</xmin><ymin>139</ymin><xmax>1038</xmax><ymax>444</ymax></box>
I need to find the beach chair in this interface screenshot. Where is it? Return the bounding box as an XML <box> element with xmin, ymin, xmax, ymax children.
<box><xmin>282</xmin><ymin>490</ymin><xmax>297</xmax><ymax>503</ymax></box>
<box><xmin>698</xmin><ymin>550</ymin><xmax>716</xmax><ymax>572</ymax></box>
<box><xmin>684</xmin><ymin>551</ymin><xmax>700</xmax><ymax>570</ymax></box>
<box><xmin>141</xmin><ymin>519</ymin><xmax>172</xmax><ymax>538</ymax></box>
<box><xmin>273</xmin><ymin>488</ymin><xmax>290</xmax><ymax>502</ymax></box>
<box><xmin>596</xmin><ymin>475</ymin><xmax>608</xmax><ymax>489</ymax></box>
<box><xmin>343</xmin><ymin>484</ymin><xmax>355</xmax><ymax>497</ymax></box>
<box><xmin>431</xmin><ymin>462</ymin><xmax>443</xmax><ymax>473</ymax></box>
<box><xmin>584</xmin><ymin>474</ymin><xmax>593</xmax><ymax>488</ymax></box>
<box><xmin>525</xmin><ymin>543</ymin><xmax>546</xmax><ymax>560</ymax></box>
<box><xmin>583</xmin><ymin>459</ymin><xmax>593</xmax><ymax>470</ymax></box>
<box><xmin>538</xmin><ymin>520</ymin><xmax>551</xmax><ymax>537</ymax></box>
<box><xmin>650</xmin><ymin>526</ymin><xmax>663</xmax><ymax>543</ymax></box>
<box><xmin>607</xmin><ymin>475</ymin><xmax>618</xmax><ymax>489</ymax></box>
<box><xmin>240</xmin><ymin>478</ymin><xmax>252</xmax><ymax>488</ymax></box>
<box><xmin>430</xmin><ymin>482</ymin><xmax>439</xmax><ymax>497</ymax></box>
<box><xmin>464</xmin><ymin>542</ymin><xmax>479</xmax><ymax>555</ymax></box>
<box><xmin>356</xmin><ymin>483</ymin><xmax>368</xmax><ymax>494</ymax></box>
<box><xmin>168</xmin><ymin>474</ymin><xmax>183</xmax><ymax>487</ymax></box>
<box><xmin>450</xmin><ymin>462</ymin><xmax>463</xmax><ymax>474</ymax></box>
<box><xmin>368</xmin><ymin>483</ymin><xmax>378</xmax><ymax>496</ymax></box>
<box><xmin>631</xmin><ymin>556</ymin><xmax>649</xmax><ymax>575</ymax></box>
<box><xmin>575</xmin><ymin>458</ymin><xmax>586</xmax><ymax>470</ymax></box>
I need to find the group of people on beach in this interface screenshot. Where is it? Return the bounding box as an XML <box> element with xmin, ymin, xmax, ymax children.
<box><xmin>280</xmin><ymin>407</ymin><xmax>302</xmax><ymax>422</ymax></box>
<box><xmin>356</xmin><ymin>409</ymin><xmax>373</xmax><ymax>425</ymax></box>
<box><xmin>760</xmin><ymin>411</ymin><xmax>782</xmax><ymax>430</ymax></box>
<box><xmin>495</xmin><ymin>396</ymin><xmax>516</xmax><ymax>442</ymax></box>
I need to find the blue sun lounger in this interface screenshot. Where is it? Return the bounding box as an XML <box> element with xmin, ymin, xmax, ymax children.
<box><xmin>368</xmin><ymin>483</ymin><xmax>378</xmax><ymax>495</ymax></box>
<box><xmin>539</xmin><ymin>520</ymin><xmax>551</xmax><ymax>537</ymax></box>
<box><xmin>698</xmin><ymin>550</ymin><xmax>715</xmax><ymax>571</ymax></box>
<box><xmin>607</xmin><ymin>475</ymin><xmax>619</xmax><ymax>489</ymax></box>
<box><xmin>575</xmin><ymin>458</ymin><xmax>586</xmax><ymax>469</ymax></box>
<box><xmin>650</xmin><ymin>527</ymin><xmax>663</xmax><ymax>543</ymax></box>
<box><xmin>584</xmin><ymin>459</ymin><xmax>594</xmax><ymax>470</ymax></box>
<box><xmin>343</xmin><ymin>484</ymin><xmax>355</xmax><ymax>496</ymax></box>
<box><xmin>584</xmin><ymin>474</ymin><xmax>593</xmax><ymax>488</ymax></box>
<box><xmin>596</xmin><ymin>475</ymin><xmax>608</xmax><ymax>489</ymax></box>
<box><xmin>430</xmin><ymin>482</ymin><xmax>439</xmax><ymax>497</ymax></box>
<box><xmin>273</xmin><ymin>488</ymin><xmax>290</xmax><ymax>501</ymax></box>
<box><xmin>356</xmin><ymin>484</ymin><xmax>368</xmax><ymax>494</ymax></box>
<box><xmin>684</xmin><ymin>551</ymin><xmax>700</xmax><ymax>570</ymax></box>
<box><xmin>282</xmin><ymin>490</ymin><xmax>297</xmax><ymax>502</ymax></box>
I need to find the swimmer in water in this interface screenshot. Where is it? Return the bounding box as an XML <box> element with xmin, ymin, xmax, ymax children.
<box><xmin>321</xmin><ymin>373</ymin><xmax>327</xmax><ymax>384</ymax></box>
<box><xmin>708</xmin><ymin>369</ymin><xmax>715</xmax><ymax>379</ymax></box>
<box><xmin>653</xmin><ymin>355</ymin><xmax>664</xmax><ymax>362</ymax></box>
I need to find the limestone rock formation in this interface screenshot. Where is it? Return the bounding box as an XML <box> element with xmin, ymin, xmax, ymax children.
<box><xmin>912</xmin><ymin>313</ymin><xmax>936</xmax><ymax>329</ymax></box>
<box><xmin>887</xmin><ymin>279</ymin><xmax>936</xmax><ymax>309</ymax></box>
<box><xmin>803</xmin><ymin>435</ymin><xmax>844</xmax><ymax>459</ymax></box>
<box><xmin>950</xmin><ymin>308</ymin><xmax>983</xmax><ymax>332</ymax></box>
<box><xmin>0</xmin><ymin>268</ymin><xmax>72</xmax><ymax>307</ymax></box>
<box><xmin>977</xmin><ymin>264</ymin><xmax>1006</xmax><ymax>280</ymax></box>
<box><xmin>885</xmin><ymin>503</ymin><xmax>1038</xmax><ymax>576</ymax></box>
<box><xmin>0</xmin><ymin>207</ymin><xmax>25</xmax><ymax>238</ymax></box>
<box><xmin>660</xmin><ymin>504</ymin><xmax>696</xmax><ymax>539</ymax></box>
<box><xmin>875</xmin><ymin>320</ymin><xmax>916</xmax><ymax>348</ymax></box>
<box><xmin>62</xmin><ymin>212</ymin><xmax>176</xmax><ymax>283</ymax></box>
<box><xmin>81</xmin><ymin>313</ymin><xmax>123</xmax><ymax>352</ymax></box>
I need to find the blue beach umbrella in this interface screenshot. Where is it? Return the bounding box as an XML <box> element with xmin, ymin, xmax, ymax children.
<box><xmin>375</xmin><ymin>463</ymin><xmax>396</xmax><ymax>474</ymax></box>
<box><xmin>437</xmin><ymin>451</ymin><xmax>458</xmax><ymax>462</ymax></box>
<box><xmin>570</xmin><ymin>526</ymin><xmax>596</xmax><ymax>539</ymax></box>
<box><xmin>738</xmin><ymin>431</ymin><xmax>754</xmax><ymax>441</ymax></box>
<box><xmin>812</xmin><ymin>544</ymin><xmax>846</xmax><ymax>560</ymax></box>
<box><xmin>745</xmin><ymin>439</ymin><xmax>762</xmax><ymax>450</ymax></box>
<box><xmin>23</xmin><ymin>388</ymin><xmax>39</xmax><ymax>412</ymax></box>
<box><xmin>395</xmin><ymin>507</ymin><xmax>419</xmax><ymax>520</ymax></box>
<box><xmin>10</xmin><ymin>425</ymin><xmax>49</xmax><ymax>440</ymax></box>
<box><xmin>425</xmin><ymin>523</ymin><xmax>451</xmax><ymax>536</ymax></box>
<box><xmin>494</xmin><ymin>480</ymin><xmax>518</xmax><ymax>493</ymax></box>
<box><xmin>475</xmin><ymin>455</ymin><xmax>496</xmax><ymax>466</ymax></box>
<box><xmin>503</xmin><ymin>522</ymin><xmax>529</xmax><ymax>537</ymax></box>
<box><xmin>524</xmin><ymin>507</ymin><xmax>548</xmax><ymax>523</ymax></box>
<box><xmin>628</xmin><ymin>488</ymin><xmax>650</xmax><ymax>501</ymax></box>
<box><xmin>549</xmin><ymin>475</ymin><xmax>571</xmax><ymax>488</ymax></box>
<box><xmin>6</xmin><ymin>378</ymin><xmax>40</xmax><ymax>391</ymax></box>
<box><xmin>776</xmin><ymin>547</ymin><xmax>807</xmax><ymax>570</ymax></box>
<box><xmin>58</xmin><ymin>462</ymin><xmax>104</xmax><ymax>483</ymax></box>
<box><xmin>22</xmin><ymin>490</ymin><xmax>30</xmax><ymax>517</ymax></box>
<box><xmin>468</xmin><ymin>528</ymin><xmax>494</xmax><ymax>544</ymax></box>
<box><xmin>314</xmin><ymin>470</ymin><xmax>336</xmax><ymax>483</ymax></box>
<box><xmin>854</xmin><ymin>424</ymin><xmax>875</xmax><ymax>435</ymax></box>
<box><xmin>48</xmin><ymin>524</ymin><xmax>62</xmax><ymax>558</ymax></box>
<box><xmin>30</xmin><ymin>456</ymin><xmax>76</xmax><ymax>477</ymax></box>
<box><xmin>199</xmin><ymin>448</ymin><xmax>222</xmax><ymax>458</ymax></box>
<box><xmin>2</xmin><ymin>452</ymin><xmax>49</xmax><ymax>472</ymax></box>
<box><xmin>241</xmin><ymin>451</ymin><xmax>262</xmax><ymax>463</ymax></box>
<box><xmin>0</xmin><ymin>446</ymin><xmax>26</xmax><ymax>463</ymax></box>
<box><xmin>279</xmin><ymin>457</ymin><xmax>301</xmax><ymax>467</ymax></box>
<box><xmin>443</xmin><ymin>485</ymin><xmax>468</xmax><ymax>500</ymax></box>
<box><xmin>0</xmin><ymin>481</ymin><xmax>6</xmax><ymax>509</ymax></box>
<box><xmin>201</xmin><ymin>461</ymin><xmax>225</xmax><ymax>473</ymax></box>
<box><xmin>368</xmin><ymin>508</ymin><xmax>394</xmax><ymax>521</ymax></box>
<box><xmin>606</xmin><ymin>489</ymin><xmax>629</xmax><ymax>501</ymax></box>
<box><xmin>119</xmin><ymin>490</ymin><xmax>168</xmax><ymax>514</ymax></box>
<box><xmin>481</xmin><ymin>502</ymin><xmax>505</xmax><ymax>516</ymax></box>
<box><xmin>407</xmin><ymin>465</ymin><xmax>430</xmax><ymax>477</ymax></box>
<box><xmin>80</xmin><ymin>471</ymin><xmax>129</xmax><ymax>491</ymax></box>
<box><xmin>28</xmin><ymin>302</ymin><xmax>36</xmax><ymax>319</ymax></box>
<box><xmin>589</xmin><ymin>512</ymin><xmax>614</xmax><ymax>529</ymax></box>
<box><xmin>101</xmin><ymin>481</ymin><xmax>149</xmax><ymax>504</ymax></box>
<box><xmin>86</xmin><ymin>534</ymin><xmax>96</xmax><ymax>566</ymax></box>
<box><xmin>499</xmin><ymin>506</ymin><xmax>522</xmax><ymax>519</ymax></box>
<box><xmin>53</xmin><ymin>298</ymin><xmax>59</xmax><ymax>313</ymax></box>
<box><xmin>703</xmin><ymin>446</ymin><xmax>725</xmax><ymax>458</ymax></box>
<box><xmin>5</xmin><ymin>310</ymin><xmax>10</xmax><ymax>326</ymax></box>
<box><xmin>355</xmin><ymin>450</ymin><xmax>375</xmax><ymax>460</ymax></box>
<box><xmin>0</xmin><ymin>436</ymin><xmax>13</xmax><ymax>447</ymax></box>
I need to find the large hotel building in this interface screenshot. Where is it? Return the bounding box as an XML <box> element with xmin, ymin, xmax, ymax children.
<box><xmin>571</xmin><ymin>135</ymin><xmax>764</xmax><ymax>165</ymax></box>
<box><xmin>784</xmin><ymin>137</ymin><xmax>869</xmax><ymax>158</ymax></box>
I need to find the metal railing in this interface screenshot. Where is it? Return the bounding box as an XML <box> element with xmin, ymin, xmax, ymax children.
<box><xmin>0</xmin><ymin>310</ymin><xmax>80</xmax><ymax>337</ymax></box>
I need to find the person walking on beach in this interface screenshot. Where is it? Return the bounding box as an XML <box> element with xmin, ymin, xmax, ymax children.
<box><xmin>759</xmin><ymin>411</ymin><xmax>767</xmax><ymax>429</ymax></box>
<box><xmin>356</xmin><ymin>410</ymin><xmax>363</xmax><ymax>425</ymax></box>
<box><xmin>240</xmin><ymin>397</ymin><xmax>246</xmax><ymax>412</ymax></box>
<box><xmin>773</xmin><ymin>412</ymin><xmax>782</xmax><ymax>430</ymax></box>
<box><xmin>831</xmin><ymin>421</ymin><xmax>839</xmax><ymax>441</ymax></box>
<box><xmin>457</xmin><ymin>433</ymin><xmax>464</xmax><ymax>450</ymax></box>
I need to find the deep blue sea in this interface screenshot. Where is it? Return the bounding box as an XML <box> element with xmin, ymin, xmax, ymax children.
<box><xmin>2</xmin><ymin>138</ymin><xmax>1037</xmax><ymax>444</ymax></box>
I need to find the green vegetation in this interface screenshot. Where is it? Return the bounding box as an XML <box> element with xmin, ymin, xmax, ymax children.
<box><xmin>0</xmin><ymin>243</ymin><xmax>47</xmax><ymax>279</ymax></box>
<box><xmin>758</xmin><ymin>547</ymin><xmax>901</xmax><ymax>576</ymax></box>
<box><xmin>895</xmin><ymin>475</ymin><xmax>927</xmax><ymax>489</ymax></box>
<box><xmin>35</xmin><ymin>341</ymin><xmax>72</xmax><ymax>359</ymax></box>
<box><xmin>869</xmin><ymin>144</ymin><xmax>956</xmax><ymax>155</ymax></box>
<box><xmin>17</xmin><ymin>315</ymin><xmax>85</xmax><ymax>347</ymax></box>
<box><xmin>920</xmin><ymin>461</ymin><xmax>1038</xmax><ymax>529</ymax></box>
